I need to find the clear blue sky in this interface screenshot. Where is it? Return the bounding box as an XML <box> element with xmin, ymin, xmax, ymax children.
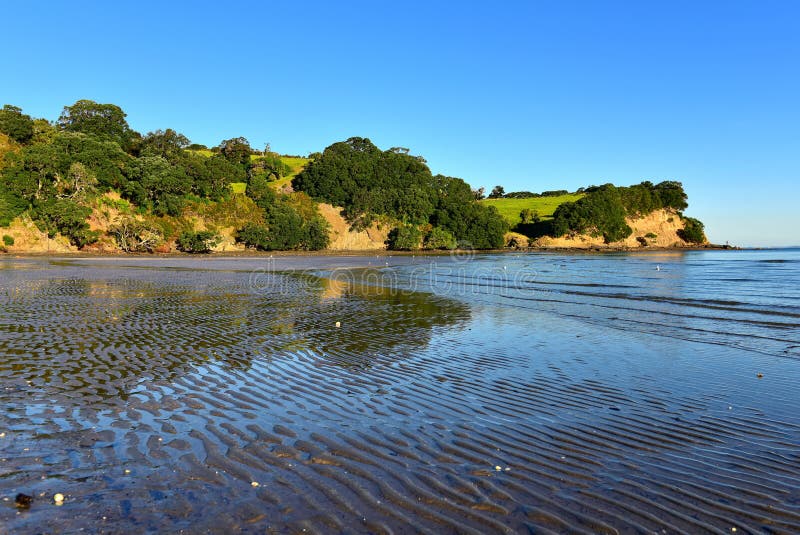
<box><xmin>3</xmin><ymin>1</ymin><xmax>798</xmax><ymax>246</ymax></box>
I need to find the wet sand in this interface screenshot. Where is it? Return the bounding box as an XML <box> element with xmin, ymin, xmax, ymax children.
<box><xmin>1</xmin><ymin>255</ymin><xmax>799</xmax><ymax>533</ymax></box>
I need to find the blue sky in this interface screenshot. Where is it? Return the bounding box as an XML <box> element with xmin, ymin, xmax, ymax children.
<box><xmin>3</xmin><ymin>1</ymin><xmax>798</xmax><ymax>246</ymax></box>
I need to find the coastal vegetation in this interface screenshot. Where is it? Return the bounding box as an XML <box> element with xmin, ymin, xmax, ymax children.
<box><xmin>0</xmin><ymin>100</ymin><xmax>706</xmax><ymax>252</ymax></box>
<box><xmin>482</xmin><ymin>182</ymin><xmax>706</xmax><ymax>245</ymax></box>
<box><xmin>292</xmin><ymin>137</ymin><xmax>508</xmax><ymax>249</ymax></box>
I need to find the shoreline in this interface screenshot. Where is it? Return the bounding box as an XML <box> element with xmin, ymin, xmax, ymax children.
<box><xmin>0</xmin><ymin>243</ymin><xmax>739</xmax><ymax>259</ymax></box>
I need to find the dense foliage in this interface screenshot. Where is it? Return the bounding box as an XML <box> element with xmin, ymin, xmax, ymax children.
<box><xmin>423</xmin><ymin>227</ymin><xmax>457</xmax><ymax>250</ymax></box>
<box><xmin>386</xmin><ymin>225</ymin><xmax>422</xmax><ymax>250</ymax></box>
<box><xmin>176</xmin><ymin>230</ymin><xmax>219</xmax><ymax>253</ymax></box>
<box><xmin>0</xmin><ymin>101</ymin><xmax>705</xmax><ymax>252</ymax></box>
<box><xmin>293</xmin><ymin>137</ymin><xmax>507</xmax><ymax>249</ymax></box>
<box><xmin>0</xmin><ymin>100</ymin><xmax>330</xmax><ymax>252</ymax></box>
<box><xmin>678</xmin><ymin>216</ymin><xmax>706</xmax><ymax>243</ymax></box>
<box><xmin>552</xmin><ymin>181</ymin><xmax>694</xmax><ymax>243</ymax></box>
<box><xmin>0</xmin><ymin>105</ymin><xmax>34</xmax><ymax>144</ymax></box>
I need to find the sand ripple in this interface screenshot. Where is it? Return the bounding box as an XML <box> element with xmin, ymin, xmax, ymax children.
<box><xmin>1</xmin><ymin>257</ymin><xmax>799</xmax><ymax>533</ymax></box>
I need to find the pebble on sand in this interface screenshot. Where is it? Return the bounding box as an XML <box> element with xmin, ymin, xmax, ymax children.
<box><xmin>15</xmin><ymin>493</ymin><xmax>33</xmax><ymax>508</ymax></box>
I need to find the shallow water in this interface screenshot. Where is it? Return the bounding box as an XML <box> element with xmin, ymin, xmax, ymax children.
<box><xmin>1</xmin><ymin>251</ymin><xmax>799</xmax><ymax>533</ymax></box>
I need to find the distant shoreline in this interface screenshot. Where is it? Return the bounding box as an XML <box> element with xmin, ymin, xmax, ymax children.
<box><xmin>0</xmin><ymin>243</ymin><xmax>739</xmax><ymax>259</ymax></box>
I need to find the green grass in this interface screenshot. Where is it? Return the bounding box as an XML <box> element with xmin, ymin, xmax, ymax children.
<box><xmin>229</xmin><ymin>182</ymin><xmax>247</xmax><ymax>194</ymax></box>
<box><xmin>270</xmin><ymin>156</ymin><xmax>309</xmax><ymax>190</ymax></box>
<box><xmin>480</xmin><ymin>194</ymin><xmax>584</xmax><ymax>226</ymax></box>
<box><xmin>186</xmin><ymin>149</ymin><xmax>215</xmax><ymax>158</ymax></box>
<box><xmin>185</xmin><ymin>150</ymin><xmax>310</xmax><ymax>192</ymax></box>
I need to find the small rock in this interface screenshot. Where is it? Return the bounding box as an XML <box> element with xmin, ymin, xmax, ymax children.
<box><xmin>15</xmin><ymin>493</ymin><xmax>32</xmax><ymax>508</ymax></box>
<box><xmin>757</xmin><ymin>373</ymin><xmax>763</xmax><ymax>378</ymax></box>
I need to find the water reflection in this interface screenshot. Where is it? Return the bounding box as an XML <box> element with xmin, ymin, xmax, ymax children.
<box><xmin>0</xmin><ymin>266</ymin><xmax>470</xmax><ymax>411</ymax></box>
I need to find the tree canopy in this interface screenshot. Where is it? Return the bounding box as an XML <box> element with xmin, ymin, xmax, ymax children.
<box><xmin>293</xmin><ymin>137</ymin><xmax>507</xmax><ymax>249</ymax></box>
<box><xmin>552</xmin><ymin>181</ymin><xmax>692</xmax><ymax>243</ymax></box>
<box><xmin>57</xmin><ymin>100</ymin><xmax>135</xmax><ymax>149</ymax></box>
<box><xmin>0</xmin><ymin>105</ymin><xmax>34</xmax><ymax>144</ymax></box>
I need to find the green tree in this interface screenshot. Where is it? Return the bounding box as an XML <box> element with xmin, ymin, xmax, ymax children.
<box><xmin>0</xmin><ymin>185</ymin><xmax>26</xmax><ymax>227</ymax></box>
<box><xmin>552</xmin><ymin>184</ymin><xmax>632</xmax><ymax>243</ymax></box>
<box><xmin>0</xmin><ymin>105</ymin><xmax>34</xmax><ymax>144</ymax></box>
<box><xmin>678</xmin><ymin>217</ymin><xmax>706</xmax><ymax>243</ymax></box>
<box><xmin>31</xmin><ymin>198</ymin><xmax>97</xmax><ymax>247</ymax></box>
<box><xmin>123</xmin><ymin>156</ymin><xmax>191</xmax><ymax>207</ymax></box>
<box><xmin>488</xmin><ymin>185</ymin><xmax>505</xmax><ymax>199</ymax></box>
<box><xmin>139</xmin><ymin>129</ymin><xmax>190</xmax><ymax>158</ymax></box>
<box><xmin>520</xmin><ymin>208</ymin><xmax>540</xmax><ymax>224</ymax></box>
<box><xmin>423</xmin><ymin>227</ymin><xmax>457</xmax><ymax>249</ymax></box>
<box><xmin>219</xmin><ymin>137</ymin><xmax>252</xmax><ymax>170</ymax></box>
<box><xmin>386</xmin><ymin>225</ymin><xmax>422</xmax><ymax>250</ymax></box>
<box><xmin>302</xmin><ymin>215</ymin><xmax>330</xmax><ymax>250</ymax></box>
<box><xmin>235</xmin><ymin>222</ymin><xmax>271</xmax><ymax>250</ymax></box>
<box><xmin>57</xmin><ymin>100</ymin><xmax>135</xmax><ymax>149</ymax></box>
<box><xmin>176</xmin><ymin>230</ymin><xmax>219</xmax><ymax>253</ymax></box>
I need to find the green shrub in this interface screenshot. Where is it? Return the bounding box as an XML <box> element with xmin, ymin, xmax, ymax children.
<box><xmin>235</xmin><ymin>212</ymin><xmax>329</xmax><ymax>251</ymax></box>
<box><xmin>0</xmin><ymin>187</ymin><xmax>26</xmax><ymax>227</ymax></box>
<box><xmin>176</xmin><ymin>230</ymin><xmax>219</xmax><ymax>253</ymax></box>
<box><xmin>678</xmin><ymin>217</ymin><xmax>706</xmax><ymax>244</ymax></box>
<box><xmin>386</xmin><ymin>225</ymin><xmax>422</xmax><ymax>250</ymax></box>
<box><xmin>153</xmin><ymin>194</ymin><xmax>185</xmax><ymax>217</ymax></box>
<box><xmin>2</xmin><ymin>234</ymin><xmax>13</xmax><ymax>246</ymax></box>
<box><xmin>645</xmin><ymin>232</ymin><xmax>657</xmax><ymax>239</ymax></box>
<box><xmin>0</xmin><ymin>105</ymin><xmax>34</xmax><ymax>144</ymax></box>
<box><xmin>31</xmin><ymin>198</ymin><xmax>98</xmax><ymax>247</ymax></box>
<box><xmin>302</xmin><ymin>216</ymin><xmax>330</xmax><ymax>250</ymax></box>
<box><xmin>519</xmin><ymin>208</ymin><xmax>540</xmax><ymax>224</ymax></box>
<box><xmin>423</xmin><ymin>227</ymin><xmax>456</xmax><ymax>250</ymax></box>
<box><xmin>552</xmin><ymin>185</ymin><xmax>631</xmax><ymax>243</ymax></box>
<box><xmin>235</xmin><ymin>223</ymin><xmax>271</xmax><ymax>250</ymax></box>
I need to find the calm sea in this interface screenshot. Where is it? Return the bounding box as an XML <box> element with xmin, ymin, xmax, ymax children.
<box><xmin>1</xmin><ymin>250</ymin><xmax>798</xmax><ymax>532</ymax></box>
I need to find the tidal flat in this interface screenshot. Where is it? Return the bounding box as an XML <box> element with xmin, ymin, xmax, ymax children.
<box><xmin>1</xmin><ymin>251</ymin><xmax>799</xmax><ymax>533</ymax></box>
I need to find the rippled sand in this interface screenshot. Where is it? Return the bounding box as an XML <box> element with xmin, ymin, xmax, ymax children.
<box><xmin>1</xmin><ymin>256</ymin><xmax>799</xmax><ymax>533</ymax></box>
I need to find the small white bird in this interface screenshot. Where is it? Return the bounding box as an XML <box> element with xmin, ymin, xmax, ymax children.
<box><xmin>656</xmin><ymin>265</ymin><xmax>661</xmax><ymax>271</ymax></box>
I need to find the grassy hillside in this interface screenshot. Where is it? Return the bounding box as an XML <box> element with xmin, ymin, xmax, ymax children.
<box><xmin>480</xmin><ymin>194</ymin><xmax>584</xmax><ymax>225</ymax></box>
<box><xmin>271</xmin><ymin>156</ymin><xmax>309</xmax><ymax>190</ymax></box>
<box><xmin>186</xmin><ymin>150</ymin><xmax>310</xmax><ymax>193</ymax></box>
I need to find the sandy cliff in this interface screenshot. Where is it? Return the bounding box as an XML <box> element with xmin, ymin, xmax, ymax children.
<box><xmin>530</xmin><ymin>209</ymin><xmax>701</xmax><ymax>249</ymax></box>
<box><xmin>316</xmin><ymin>203</ymin><xmax>390</xmax><ymax>251</ymax></box>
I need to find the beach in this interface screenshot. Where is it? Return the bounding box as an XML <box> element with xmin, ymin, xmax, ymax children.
<box><xmin>1</xmin><ymin>251</ymin><xmax>799</xmax><ymax>533</ymax></box>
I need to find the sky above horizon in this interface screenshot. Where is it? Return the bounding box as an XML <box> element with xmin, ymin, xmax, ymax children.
<box><xmin>3</xmin><ymin>1</ymin><xmax>798</xmax><ymax>246</ymax></box>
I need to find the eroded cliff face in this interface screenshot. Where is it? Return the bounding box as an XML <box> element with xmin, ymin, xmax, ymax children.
<box><xmin>530</xmin><ymin>209</ymin><xmax>704</xmax><ymax>249</ymax></box>
<box><xmin>0</xmin><ymin>215</ymin><xmax>77</xmax><ymax>253</ymax></box>
<box><xmin>316</xmin><ymin>203</ymin><xmax>390</xmax><ymax>251</ymax></box>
